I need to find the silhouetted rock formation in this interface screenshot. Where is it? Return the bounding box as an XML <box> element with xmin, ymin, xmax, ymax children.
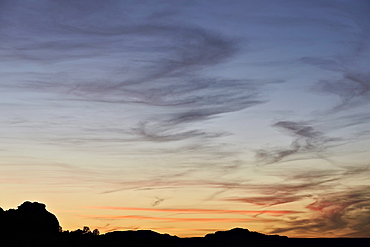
<box><xmin>0</xmin><ymin>201</ymin><xmax>60</xmax><ymax>237</ymax></box>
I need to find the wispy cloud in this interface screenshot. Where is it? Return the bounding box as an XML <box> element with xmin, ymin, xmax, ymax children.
<box><xmin>255</xmin><ymin>121</ymin><xmax>340</xmax><ymax>165</ymax></box>
<box><xmin>220</xmin><ymin>166</ymin><xmax>370</xmax><ymax>237</ymax></box>
<box><xmin>313</xmin><ymin>70</ymin><xmax>370</xmax><ymax>110</ymax></box>
<box><xmin>269</xmin><ymin>186</ymin><xmax>370</xmax><ymax>237</ymax></box>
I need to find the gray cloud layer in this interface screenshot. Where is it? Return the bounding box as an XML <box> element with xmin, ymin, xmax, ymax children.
<box><xmin>0</xmin><ymin>0</ymin><xmax>267</xmax><ymax>149</ymax></box>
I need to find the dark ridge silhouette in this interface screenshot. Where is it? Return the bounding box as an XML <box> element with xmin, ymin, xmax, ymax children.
<box><xmin>202</xmin><ymin>228</ymin><xmax>287</xmax><ymax>247</ymax></box>
<box><xmin>0</xmin><ymin>201</ymin><xmax>369</xmax><ymax>247</ymax></box>
<box><xmin>104</xmin><ymin>229</ymin><xmax>177</xmax><ymax>240</ymax></box>
<box><xmin>102</xmin><ymin>230</ymin><xmax>179</xmax><ymax>247</ymax></box>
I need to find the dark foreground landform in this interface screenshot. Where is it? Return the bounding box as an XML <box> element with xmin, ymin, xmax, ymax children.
<box><xmin>0</xmin><ymin>201</ymin><xmax>369</xmax><ymax>247</ymax></box>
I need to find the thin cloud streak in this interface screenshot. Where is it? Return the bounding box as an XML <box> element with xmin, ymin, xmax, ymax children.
<box><xmin>89</xmin><ymin>206</ymin><xmax>300</xmax><ymax>215</ymax></box>
<box><xmin>85</xmin><ymin>214</ymin><xmax>257</xmax><ymax>223</ymax></box>
<box><xmin>226</xmin><ymin>195</ymin><xmax>308</xmax><ymax>207</ymax></box>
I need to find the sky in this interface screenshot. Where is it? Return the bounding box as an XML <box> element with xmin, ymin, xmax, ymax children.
<box><xmin>0</xmin><ymin>0</ymin><xmax>369</xmax><ymax>238</ymax></box>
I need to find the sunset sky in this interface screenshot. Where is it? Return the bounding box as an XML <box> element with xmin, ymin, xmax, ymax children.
<box><xmin>1</xmin><ymin>0</ymin><xmax>369</xmax><ymax>238</ymax></box>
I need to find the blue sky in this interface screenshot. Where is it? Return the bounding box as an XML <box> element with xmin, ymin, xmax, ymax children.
<box><xmin>0</xmin><ymin>0</ymin><xmax>369</xmax><ymax>237</ymax></box>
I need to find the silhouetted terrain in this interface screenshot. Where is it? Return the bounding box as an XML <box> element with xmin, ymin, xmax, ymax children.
<box><xmin>0</xmin><ymin>201</ymin><xmax>369</xmax><ymax>246</ymax></box>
